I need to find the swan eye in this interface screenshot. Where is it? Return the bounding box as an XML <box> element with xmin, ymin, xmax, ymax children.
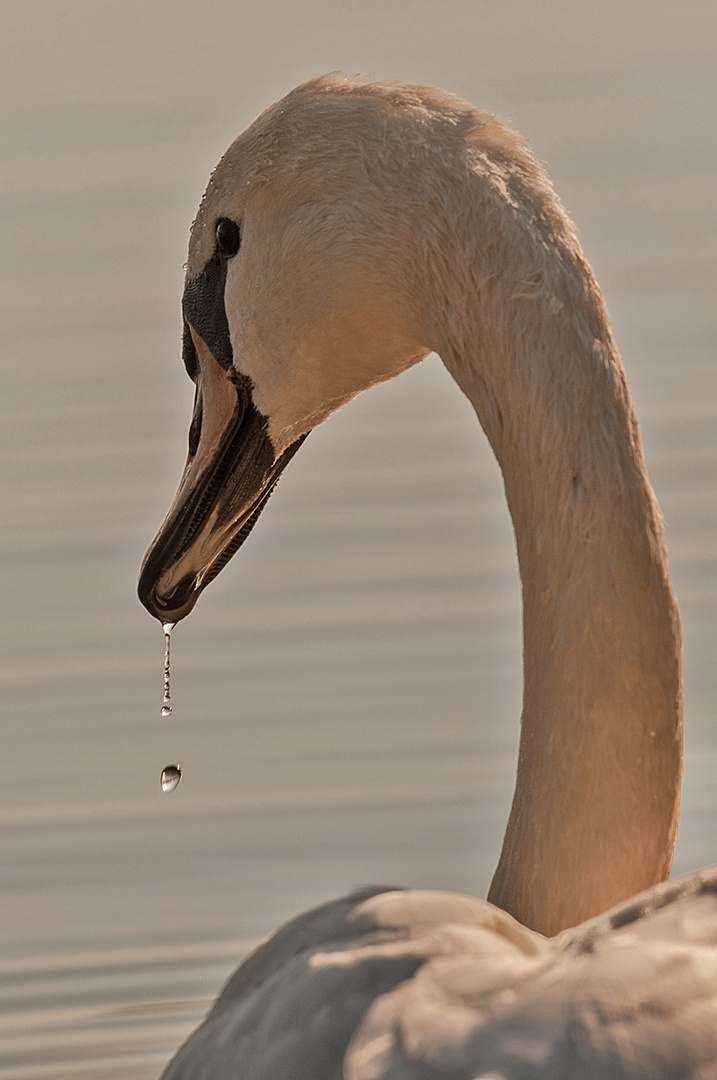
<box><xmin>215</xmin><ymin>218</ymin><xmax>241</xmax><ymax>257</ymax></box>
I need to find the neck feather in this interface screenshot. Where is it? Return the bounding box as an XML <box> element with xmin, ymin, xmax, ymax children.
<box><xmin>427</xmin><ymin>182</ymin><xmax>683</xmax><ymax>936</ymax></box>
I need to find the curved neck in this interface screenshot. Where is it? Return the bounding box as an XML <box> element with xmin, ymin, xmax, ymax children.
<box><xmin>429</xmin><ymin>224</ymin><xmax>682</xmax><ymax>936</ymax></box>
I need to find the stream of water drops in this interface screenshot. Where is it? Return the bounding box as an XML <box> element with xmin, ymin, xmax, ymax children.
<box><xmin>159</xmin><ymin>621</ymin><xmax>181</xmax><ymax>792</ymax></box>
<box><xmin>161</xmin><ymin>621</ymin><xmax>174</xmax><ymax>717</ymax></box>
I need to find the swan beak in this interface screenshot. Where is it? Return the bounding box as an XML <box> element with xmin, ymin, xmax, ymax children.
<box><xmin>138</xmin><ymin>329</ymin><xmax>306</xmax><ymax>623</ymax></box>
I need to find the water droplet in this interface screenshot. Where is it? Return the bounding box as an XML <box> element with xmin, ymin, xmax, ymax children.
<box><xmin>160</xmin><ymin>622</ymin><xmax>175</xmax><ymax>718</ymax></box>
<box><xmin>161</xmin><ymin>765</ymin><xmax>182</xmax><ymax>793</ymax></box>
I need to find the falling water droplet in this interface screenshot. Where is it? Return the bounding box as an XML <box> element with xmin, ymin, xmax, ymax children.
<box><xmin>161</xmin><ymin>765</ymin><xmax>182</xmax><ymax>793</ymax></box>
<box><xmin>161</xmin><ymin>621</ymin><xmax>175</xmax><ymax>717</ymax></box>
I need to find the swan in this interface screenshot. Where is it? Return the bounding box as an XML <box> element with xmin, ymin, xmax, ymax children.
<box><xmin>138</xmin><ymin>76</ymin><xmax>717</xmax><ymax>1078</ymax></box>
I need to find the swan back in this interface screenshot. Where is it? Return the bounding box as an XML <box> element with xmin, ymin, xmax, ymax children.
<box><xmin>160</xmin><ymin>875</ymin><xmax>717</xmax><ymax>1079</ymax></box>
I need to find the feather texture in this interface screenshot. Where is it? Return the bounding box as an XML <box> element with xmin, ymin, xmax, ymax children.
<box><xmin>162</xmin><ymin>874</ymin><xmax>717</xmax><ymax>1078</ymax></box>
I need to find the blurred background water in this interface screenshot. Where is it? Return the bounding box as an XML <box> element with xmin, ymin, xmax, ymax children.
<box><xmin>1</xmin><ymin>1</ymin><xmax>716</xmax><ymax>1075</ymax></box>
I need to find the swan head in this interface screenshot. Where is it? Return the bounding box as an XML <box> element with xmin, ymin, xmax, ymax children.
<box><xmin>138</xmin><ymin>75</ymin><xmax>527</xmax><ymax>622</ymax></box>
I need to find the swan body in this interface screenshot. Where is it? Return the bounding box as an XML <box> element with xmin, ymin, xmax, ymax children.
<box><xmin>160</xmin><ymin>876</ymin><xmax>717</xmax><ymax>1079</ymax></box>
<box><xmin>138</xmin><ymin>77</ymin><xmax>717</xmax><ymax>1076</ymax></box>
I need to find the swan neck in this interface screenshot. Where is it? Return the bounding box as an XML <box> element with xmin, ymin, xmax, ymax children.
<box><xmin>435</xmin><ymin>270</ymin><xmax>683</xmax><ymax>936</ymax></box>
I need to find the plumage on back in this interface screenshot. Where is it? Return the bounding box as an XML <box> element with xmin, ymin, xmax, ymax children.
<box><xmin>161</xmin><ymin>873</ymin><xmax>717</xmax><ymax>1078</ymax></box>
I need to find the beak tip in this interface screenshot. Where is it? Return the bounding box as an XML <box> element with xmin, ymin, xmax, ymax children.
<box><xmin>137</xmin><ymin>559</ymin><xmax>200</xmax><ymax>624</ymax></box>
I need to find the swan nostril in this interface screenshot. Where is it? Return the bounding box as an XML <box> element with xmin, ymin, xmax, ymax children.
<box><xmin>188</xmin><ymin>414</ymin><xmax>202</xmax><ymax>457</ymax></box>
<box><xmin>188</xmin><ymin>388</ymin><xmax>203</xmax><ymax>458</ymax></box>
